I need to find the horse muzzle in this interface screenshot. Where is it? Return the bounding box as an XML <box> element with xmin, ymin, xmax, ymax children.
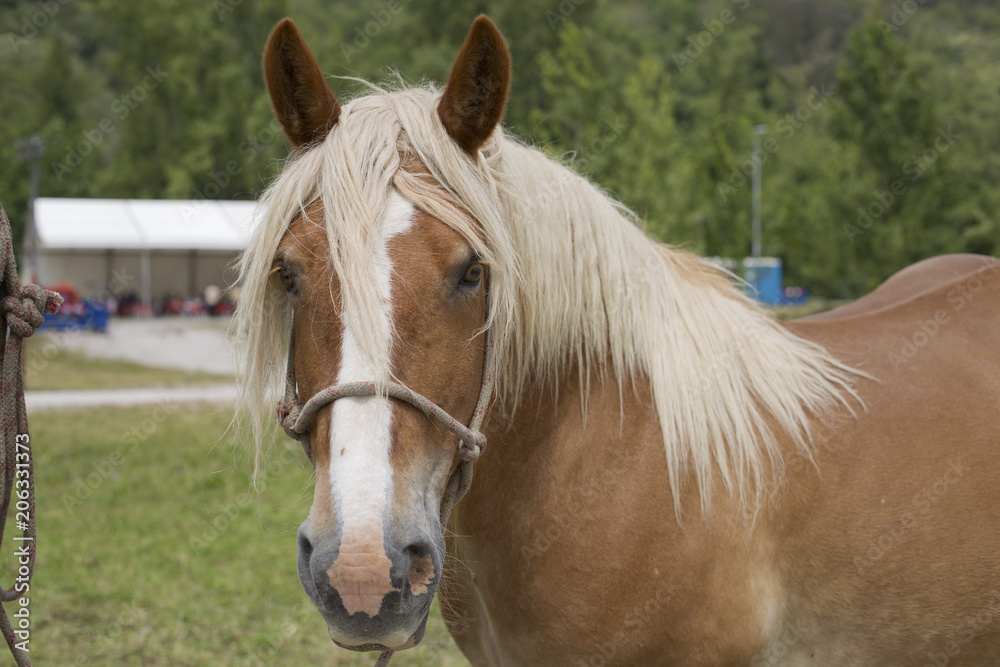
<box><xmin>296</xmin><ymin>522</ymin><xmax>441</xmax><ymax>651</ymax></box>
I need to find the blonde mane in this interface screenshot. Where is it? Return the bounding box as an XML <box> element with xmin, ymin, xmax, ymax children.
<box><xmin>233</xmin><ymin>84</ymin><xmax>860</xmax><ymax>512</ymax></box>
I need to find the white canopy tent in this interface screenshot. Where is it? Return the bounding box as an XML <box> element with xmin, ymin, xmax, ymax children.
<box><xmin>30</xmin><ymin>198</ymin><xmax>259</xmax><ymax>311</ymax></box>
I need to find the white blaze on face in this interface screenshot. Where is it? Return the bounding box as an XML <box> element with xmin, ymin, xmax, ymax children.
<box><xmin>325</xmin><ymin>190</ymin><xmax>414</xmax><ymax>618</ymax></box>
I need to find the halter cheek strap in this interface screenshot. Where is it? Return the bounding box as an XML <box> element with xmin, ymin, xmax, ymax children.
<box><xmin>275</xmin><ymin>325</ymin><xmax>495</xmax><ymax>526</ymax></box>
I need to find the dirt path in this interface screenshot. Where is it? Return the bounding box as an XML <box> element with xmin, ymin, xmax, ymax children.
<box><xmin>25</xmin><ymin>317</ymin><xmax>242</xmax><ymax>411</ymax></box>
<box><xmin>43</xmin><ymin>316</ymin><xmax>236</xmax><ymax>375</ymax></box>
<box><xmin>26</xmin><ymin>384</ymin><xmax>237</xmax><ymax>411</ymax></box>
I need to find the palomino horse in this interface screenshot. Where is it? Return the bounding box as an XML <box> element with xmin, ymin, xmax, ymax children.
<box><xmin>233</xmin><ymin>16</ymin><xmax>1000</xmax><ymax>666</ymax></box>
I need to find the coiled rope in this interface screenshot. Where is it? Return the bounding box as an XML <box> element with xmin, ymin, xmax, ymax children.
<box><xmin>0</xmin><ymin>203</ymin><xmax>62</xmax><ymax>667</ymax></box>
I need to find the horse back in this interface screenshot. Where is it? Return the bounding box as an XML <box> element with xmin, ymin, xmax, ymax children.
<box><xmin>772</xmin><ymin>255</ymin><xmax>1000</xmax><ymax>665</ymax></box>
<box><xmin>797</xmin><ymin>254</ymin><xmax>999</xmax><ymax>323</ymax></box>
<box><xmin>788</xmin><ymin>253</ymin><xmax>1000</xmax><ymax>387</ymax></box>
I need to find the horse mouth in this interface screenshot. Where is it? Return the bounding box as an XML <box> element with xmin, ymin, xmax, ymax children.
<box><xmin>332</xmin><ymin>632</ymin><xmax>417</xmax><ymax>653</ymax></box>
<box><xmin>333</xmin><ymin>640</ymin><xmax>389</xmax><ymax>652</ymax></box>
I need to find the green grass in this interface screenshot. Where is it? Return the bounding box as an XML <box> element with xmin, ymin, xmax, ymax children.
<box><xmin>1</xmin><ymin>407</ymin><xmax>469</xmax><ymax>666</ymax></box>
<box><xmin>22</xmin><ymin>337</ymin><xmax>231</xmax><ymax>391</ymax></box>
<box><xmin>769</xmin><ymin>298</ymin><xmax>849</xmax><ymax>321</ymax></box>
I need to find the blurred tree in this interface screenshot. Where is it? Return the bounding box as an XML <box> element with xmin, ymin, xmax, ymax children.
<box><xmin>0</xmin><ymin>0</ymin><xmax>996</xmax><ymax>294</ymax></box>
<box><xmin>831</xmin><ymin>10</ymin><xmax>947</xmax><ymax>289</ymax></box>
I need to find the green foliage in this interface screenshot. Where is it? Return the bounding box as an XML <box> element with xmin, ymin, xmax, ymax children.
<box><xmin>1</xmin><ymin>0</ymin><xmax>997</xmax><ymax>296</ymax></box>
<box><xmin>832</xmin><ymin>12</ymin><xmax>937</xmax><ymax>185</ymax></box>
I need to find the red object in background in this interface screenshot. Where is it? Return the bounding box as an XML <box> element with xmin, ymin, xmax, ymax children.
<box><xmin>210</xmin><ymin>301</ymin><xmax>233</xmax><ymax>316</ymax></box>
<box><xmin>45</xmin><ymin>281</ymin><xmax>86</xmax><ymax>316</ymax></box>
<box><xmin>46</xmin><ymin>281</ymin><xmax>79</xmax><ymax>305</ymax></box>
<box><xmin>163</xmin><ymin>297</ymin><xmax>184</xmax><ymax>316</ymax></box>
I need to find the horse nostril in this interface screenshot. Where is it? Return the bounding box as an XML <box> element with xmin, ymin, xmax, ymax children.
<box><xmin>298</xmin><ymin>529</ymin><xmax>314</xmax><ymax>563</ymax></box>
<box><xmin>296</xmin><ymin>526</ymin><xmax>324</xmax><ymax>608</ymax></box>
<box><xmin>404</xmin><ymin>542</ymin><xmax>436</xmax><ymax>597</ymax></box>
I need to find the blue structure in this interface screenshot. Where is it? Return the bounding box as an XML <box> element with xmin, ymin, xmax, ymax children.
<box><xmin>743</xmin><ymin>257</ymin><xmax>783</xmax><ymax>305</ymax></box>
<box><xmin>40</xmin><ymin>300</ymin><xmax>109</xmax><ymax>333</ymax></box>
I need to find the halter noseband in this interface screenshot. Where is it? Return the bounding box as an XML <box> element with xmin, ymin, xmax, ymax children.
<box><xmin>275</xmin><ymin>325</ymin><xmax>495</xmax><ymax>524</ymax></box>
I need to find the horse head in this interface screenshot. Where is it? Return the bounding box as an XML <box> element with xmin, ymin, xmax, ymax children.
<box><xmin>257</xmin><ymin>15</ymin><xmax>510</xmax><ymax>652</ymax></box>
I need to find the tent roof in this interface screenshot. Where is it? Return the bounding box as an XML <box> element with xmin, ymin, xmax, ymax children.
<box><xmin>34</xmin><ymin>198</ymin><xmax>260</xmax><ymax>251</ymax></box>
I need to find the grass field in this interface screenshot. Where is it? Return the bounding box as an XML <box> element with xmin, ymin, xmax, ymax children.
<box><xmin>1</xmin><ymin>406</ymin><xmax>469</xmax><ymax>666</ymax></box>
<box><xmin>22</xmin><ymin>337</ymin><xmax>231</xmax><ymax>390</ymax></box>
<box><xmin>768</xmin><ymin>298</ymin><xmax>847</xmax><ymax>321</ymax></box>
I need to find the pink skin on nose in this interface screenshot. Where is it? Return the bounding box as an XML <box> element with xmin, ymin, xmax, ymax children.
<box><xmin>326</xmin><ymin>531</ymin><xmax>397</xmax><ymax>617</ymax></box>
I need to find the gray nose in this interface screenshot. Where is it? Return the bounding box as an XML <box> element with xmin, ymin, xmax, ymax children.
<box><xmin>296</xmin><ymin>523</ymin><xmax>442</xmax><ymax>650</ymax></box>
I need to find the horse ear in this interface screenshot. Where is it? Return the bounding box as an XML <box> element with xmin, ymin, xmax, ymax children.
<box><xmin>263</xmin><ymin>18</ymin><xmax>340</xmax><ymax>149</ymax></box>
<box><xmin>437</xmin><ymin>15</ymin><xmax>511</xmax><ymax>155</ymax></box>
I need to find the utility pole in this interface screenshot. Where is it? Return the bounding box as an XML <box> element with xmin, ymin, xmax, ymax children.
<box><xmin>751</xmin><ymin>124</ymin><xmax>768</xmax><ymax>258</ymax></box>
<box><xmin>14</xmin><ymin>135</ymin><xmax>46</xmax><ymax>283</ymax></box>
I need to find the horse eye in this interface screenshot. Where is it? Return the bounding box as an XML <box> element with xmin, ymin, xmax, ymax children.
<box><xmin>277</xmin><ymin>267</ymin><xmax>295</xmax><ymax>292</ymax></box>
<box><xmin>461</xmin><ymin>262</ymin><xmax>483</xmax><ymax>286</ymax></box>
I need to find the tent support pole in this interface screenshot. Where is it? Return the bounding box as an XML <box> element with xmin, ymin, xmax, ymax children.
<box><xmin>140</xmin><ymin>249</ymin><xmax>152</xmax><ymax>316</ymax></box>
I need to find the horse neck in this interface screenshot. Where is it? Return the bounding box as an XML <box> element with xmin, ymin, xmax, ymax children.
<box><xmin>443</xmin><ymin>355</ymin><xmax>783</xmax><ymax>622</ymax></box>
<box><xmin>455</xmin><ymin>357</ymin><xmax>709</xmax><ymax>534</ymax></box>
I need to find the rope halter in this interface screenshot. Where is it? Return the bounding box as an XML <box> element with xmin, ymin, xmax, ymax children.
<box><xmin>277</xmin><ymin>324</ymin><xmax>495</xmax><ymax>665</ymax></box>
<box><xmin>275</xmin><ymin>324</ymin><xmax>495</xmax><ymax>526</ymax></box>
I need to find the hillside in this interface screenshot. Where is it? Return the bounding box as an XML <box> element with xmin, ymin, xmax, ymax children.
<box><xmin>1</xmin><ymin>0</ymin><xmax>997</xmax><ymax>295</ymax></box>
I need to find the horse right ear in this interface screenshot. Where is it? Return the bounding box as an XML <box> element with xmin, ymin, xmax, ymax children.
<box><xmin>437</xmin><ymin>16</ymin><xmax>511</xmax><ymax>155</ymax></box>
<box><xmin>263</xmin><ymin>18</ymin><xmax>340</xmax><ymax>149</ymax></box>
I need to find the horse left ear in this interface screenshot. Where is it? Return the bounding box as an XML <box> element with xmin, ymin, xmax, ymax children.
<box><xmin>263</xmin><ymin>18</ymin><xmax>340</xmax><ymax>149</ymax></box>
<box><xmin>437</xmin><ymin>15</ymin><xmax>511</xmax><ymax>155</ymax></box>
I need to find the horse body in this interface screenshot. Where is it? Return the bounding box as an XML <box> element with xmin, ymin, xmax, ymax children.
<box><xmin>801</xmin><ymin>253</ymin><xmax>996</xmax><ymax>323</ymax></box>
<box><xmin>776</xmin><ymin>259</ymin><xmax>1000</xmax><ymax>665</ymax></box>
<box><xmin>237</xmin><ymin>16</ymin><xmax>1000</xmax><ymax>666</ymax></box>
<box><xmin>444</xmin><ymin>364</ymin><xmax>775</xmax><ymax>666</ymax></box>
<box><xmin>445</xmin><ymin>257</ymin><xmax>1000</xmax><ymax>666</ymax></box>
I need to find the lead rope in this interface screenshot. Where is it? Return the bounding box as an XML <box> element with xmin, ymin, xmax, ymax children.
<box><xmin>275</xmin><ymin>323</ymin><xmax>495</xmax><ymax>667</ymax></box>
<box><xmin>0</xmin><ymin>203</ymin><xmax>62</xmax><ymax>667</ymax></box>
